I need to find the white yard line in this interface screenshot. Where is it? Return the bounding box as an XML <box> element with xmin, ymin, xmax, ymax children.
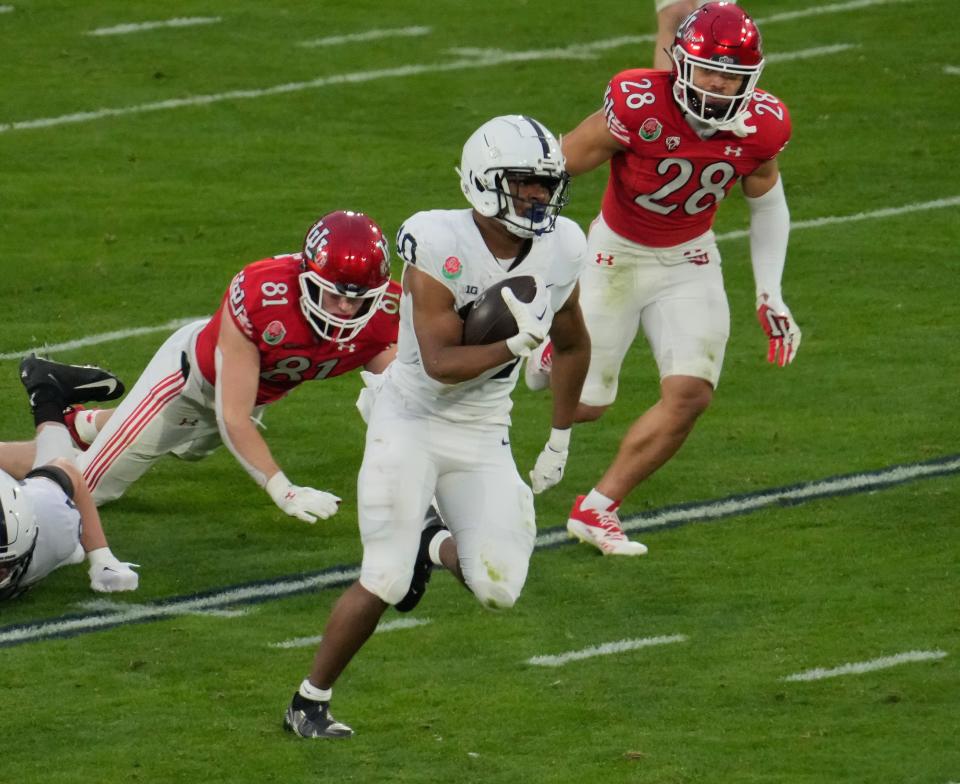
<box><xmin>76</xmin><ymin>598</ymin><xmax>248</xmax><ymax>618</ymax></box>
<box><xmin>0</xmin><ymin>317</ymin><xmax>205</xmax><ymax>361</ymax></box>
<box><xmin>783</xmin><ymin>650</ymin><xmax>948</xmax><ymax>682</ymax></box>
<box><xmin>0</xmin><ymin>5</ymin><xmax>14</xmax><ymax>13</ymax></box>
<box><xmin>1</xmin><ymin>0</ymin><xmax>909</xmax><ymax>135</ymax></box>
<box><xmin>0</xmin><ymin>567</ymin><xmax>358</xmax><ymax>647</ymax></box>
<box><xmin>2</xmin><ymin>452</ymin><xmax>958</xmax><ymax>647</ymax></box>
<box><xmin>537</xmin><ymin>453</ymin><xmax>960</xmax><ymax>547</ymax></box>
<box><xmin>86</xmin><ymin>17</ymin><xmax>221</xmax><ymax>37</ymax></box>
<box><xmin>4</xmin><ymin>195</ymin><xmax>955</xmax><ymax>363</ymax></box>
<box><xmin>299</xmin><ymin>26</ymin><xmax>430</xmax><ymax>48</ymax></box>
<box><xmin>270</xmin><ymin>617</ymin><xmax>431</xmax><ymax>649</ymax></box>
<box><xmin>528</xmin><ymin>634</ymin><xmax>687</xmax><ymax>667</ymax></box>
<box><xmin>715</xmin><ymin>195</ymin><xmax>960</xmax><ymax>243</ymax></box>
<box><xmin>945</xmin><ymin>66</ymin><xmax>960</xmax><ymax>76</ymax></box>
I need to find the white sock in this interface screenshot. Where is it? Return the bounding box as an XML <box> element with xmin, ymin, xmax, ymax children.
<box><xmin>299</xmin><ymin>678</ymin><xmax>332</xmax><ymax>703</ymax></box>
<box><xmin>74</xmin><ymin>409</ymin><xmax>102</xmax><ymax>445</ymax></box>
<box><xmin>33</xmin><ymin>423</ymin><xmax>74</xmax><ymax>468</ymax></box>
<box><xmin>428</xmin><ymin>529</ymin><xmax>453</xmax><ymax>566</ymax></box>
<box><xmin>583</xmin><ymin>488</ymin><xmax>617</xmax><ymax>512</ymax></box>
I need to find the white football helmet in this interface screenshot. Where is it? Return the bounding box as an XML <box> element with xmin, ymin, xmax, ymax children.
<box><xmin>0</xmin><ymin>471</ymin><xmax>39</xmax><ymax>601</ymax></box>
<box><xmin>457</xmin><ymin>115</ymin><xmax>569</xmax><ymax>238</ymax></box>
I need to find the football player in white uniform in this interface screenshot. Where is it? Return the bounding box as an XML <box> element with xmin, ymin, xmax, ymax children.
<box><xmin>284</xmin><ymin>115</ymin><xmax>591</xmax><ymax>739</ymax></box>
<box><xmin>0</xmin><ymin>356</ymin><xmax>139</xmax><ymax>601</ymax></box>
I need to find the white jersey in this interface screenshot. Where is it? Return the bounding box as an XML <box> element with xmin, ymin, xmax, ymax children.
<box><xmin>390</xmin><ymin>209</ymin><xmax>586</xmax><ymax>425</ymax></box>
<box><xmin>21</xmin><ymin>477</ymin><xmax>84</xmax><ymax>589</ymax></box>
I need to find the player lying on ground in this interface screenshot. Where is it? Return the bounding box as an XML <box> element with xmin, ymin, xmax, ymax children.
<box><xmin>0</xmin><ymin>356</ymin><xmax>138</xmax><ymax>600</ymax></box>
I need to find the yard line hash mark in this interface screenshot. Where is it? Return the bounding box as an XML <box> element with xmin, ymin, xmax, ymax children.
<box><xmin>299</xmin><ymin>26</ymin><xmax>430</xmax><ymax>48</ymax></box>
<box><xmin>2</xmin><ymin>453</ymin><xmax>957</xmax><ymax>648</ymax></box>
<box><xmin>528</xmin><ymin>635</ymin><xmax>687</xmax><ymax>667</ymax></box>
<box><xmin>86</xmin><ymin>17</ymin><xmax>221</xmax><ymax>36</ymax></box>
<box><xmin>271</xmin><ymin>617</ymin><xmax>431</xmax><ymax>649</ymax></box>
<box><xmin>783</xmin><ymin>650</ymin><xmax>948</xmax><ymax>682</ymax></box>
<box><xmin>0</xmin><ymin>0</ymin><xmax>913</xmax><ymax>134</ymax></box>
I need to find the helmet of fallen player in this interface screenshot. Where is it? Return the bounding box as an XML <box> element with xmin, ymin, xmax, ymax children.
<box><xmin>457</xmin><ymin>115</ymin><xmax>570</xmax><ymax>239</ymax></box>
<box><xmin>0</xmin><ymin>470</ymin><xmax>39</xmax><ymax>601</ymax></box>
<box><xmin>299</xmin><ymin>210</ymin><xmax>391</xmax><ymax>343</ymax></box>
<box><xmin>671</xmin><ymin>2</ymin><xmax>764</xmax><ymax>128</ymax></box>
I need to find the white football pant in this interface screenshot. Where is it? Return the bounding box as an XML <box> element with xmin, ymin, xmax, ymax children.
<box><xmin>78</xmin><ymin>320</ymin><xmax>263</xmax><ymax>504</ymax></box>
<box><xmin>358</xmin><ymin>382</ymin><xmax>536</xmax><ymax>609</ymax></box>
<box><xmin>579</xmin><ymin>215</ymin><xmax>729</xmax><ymax>407</ymax></box>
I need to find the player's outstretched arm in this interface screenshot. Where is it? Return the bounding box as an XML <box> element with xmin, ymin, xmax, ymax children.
<box><xmin>743</xmin><ymin>160</ymin><xmax>801</xmax><ymax>367</ymax></box>
<box><xmin>561</xmin><ymin>111</ymin><xmax>626</xmax><ymax>177</ymax></box>
<box><xmin>47</xmin><ymin>457</ymin><xmax>140</xmax><ymax>593</ymax></box>
<box><xmin>529</xmin><ymin>284</ymin><xmax>590</xmax><ymax>494</ymax></box>
<box><xmin>214</xmin><ymin>310</ymin><xmax>340</xmax><ymax>523</ymax></box>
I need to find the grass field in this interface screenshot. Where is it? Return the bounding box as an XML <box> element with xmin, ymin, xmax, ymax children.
<box><xmin>2</xmin><ymin>1</ymin><xmax>958</xmax><ymax>781</ymax></box>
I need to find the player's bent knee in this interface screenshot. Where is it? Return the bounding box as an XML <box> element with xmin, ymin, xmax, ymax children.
<box><xmin>360</xmin><ymin>569</ymin><xmax>414</xmax><ymax>606</ymax></box>
<box><xmin>575</xmin><ymin>402</ymin><xmax>609</xmax><ymax>423</ymax></box>
<box><xmin>470</xmin><ymin>579</ymin><xmax>519</xmax><ymax>611</ymax></box>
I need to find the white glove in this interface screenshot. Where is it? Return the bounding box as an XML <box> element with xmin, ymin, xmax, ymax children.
<box><xmin>716</xmin><ymin>110</ymin><xmax>757</xmax><ymax>138</ymax></box>
<box><xmin>502</xmin><ymin>276</ymin><xmax>552</xmax><ymax>358</ymax></box>
<box><xmin>529</xmin><ymin>428</ymin><xmax>570</xmax><ymax>494</ymax></box>
<box><xmin>756</xmin><ymin>293</ymin><xmax>801</xmax><ymax>367</ymax></box>
<box><xmin>87</xmin><ymin>547</ymin><xmax>140</xmax><ymax>593</ymax></box>
<box><xmin>266</xmin><ymin>471</ymin><xmax>341</xmax><ymax>523</ymax></box>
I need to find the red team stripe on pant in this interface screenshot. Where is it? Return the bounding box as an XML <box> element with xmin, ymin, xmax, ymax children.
<box><xmin>83</xmin><ymin>369</ymin><xmax>187</xmax><ymax>491</ymax></box>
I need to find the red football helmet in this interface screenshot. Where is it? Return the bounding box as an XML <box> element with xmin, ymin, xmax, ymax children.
<box><xmin>671</xmin><ymin>2</ymin><xmax>764</xmax><ymax>128</ymax></box>
<box><xmin>299</xmin><ymin>210</ymin><xmax>391</xmax><ymax>343</ymax></box>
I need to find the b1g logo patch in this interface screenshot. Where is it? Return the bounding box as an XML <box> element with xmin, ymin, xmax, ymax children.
<box><xmin>262</xmin><ymin>320</ymin><xmax>286</xmax><ymax>345</ymax></box>
<box><xmin>442</xmin><ymin>256</ymin><xmax>463</xmax><ymax>279</ymax></box>
<box><xmin>639</xmin><ymin>118</ymin><xmax>662</xmax><ymax>142</ymax></box>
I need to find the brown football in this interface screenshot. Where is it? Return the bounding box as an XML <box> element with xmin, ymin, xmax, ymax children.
<box><xmin>462</xmin><ymin>275</ymin><xmax>538</xmax><ymax>345</ymax></box>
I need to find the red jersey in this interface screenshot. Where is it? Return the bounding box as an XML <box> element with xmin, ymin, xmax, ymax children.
<box><xmin>599</xmin><ymin>69</ymin><xmax>791</xmax><ymax>247</ymax></box>
<box><xmin>194</xmin><ymin>254</ymin><xmax>400</xmax><ymax>405</ymax></box>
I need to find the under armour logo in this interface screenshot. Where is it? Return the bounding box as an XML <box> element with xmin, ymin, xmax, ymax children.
<box><xmin>724</xmin><ymin>145</ymin><xmax>743</xmax><ymax>158</ymax></box>
<box><xmin>337</xmin><ymin>342</ymin><xmax>357</xmax><ymax>353</ymax></box>
<box><xmin>595</xmin><ymin>253</ymin><xmax>614</xmax><ymax>266</ymax></box>
<box><xmin>179</xmin><ymin>417</ymin><xmax>199</xmax><ymax>427</ymax></box>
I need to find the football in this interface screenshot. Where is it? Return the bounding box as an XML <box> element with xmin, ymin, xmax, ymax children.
<box><xmin>462</xmin><ymin>275</ymin><xmax>538</xmax><ymax>345</ymax></box>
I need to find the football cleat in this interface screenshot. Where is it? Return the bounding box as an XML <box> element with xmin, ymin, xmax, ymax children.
<box><xmin>567</xmin><ymin>495</ymin><xmax>648</xmax><ymax>556</ymax></box>
<box><xmin>524</xmin><ymin>339</ymin><xmax>553</xmax><ymax>391</ymax></box>
<box><xmin>283</xmin><ymin>693</ymin><xmax>353</xmax><ymax>739</ymax></box>
<box><xmin>394</xmin><ymin>506</ymin><xmax>448</xmax><ymax>613</ymax></box>
<box><xmin>19</xmin><ymin>354</ymin><xmax>125</xmax><ymax>407</ymax></box>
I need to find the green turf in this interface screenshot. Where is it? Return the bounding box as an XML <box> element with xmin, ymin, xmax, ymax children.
<box><xmin>2</xmin><ymin>0</ymin><xmax>958</xmax><ymax>781</ymax></box>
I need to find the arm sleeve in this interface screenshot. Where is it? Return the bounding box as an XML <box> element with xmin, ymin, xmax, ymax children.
<box><xmin>746</xmin><ymin>174</ymin><xmax>790</xmax><ymax>300</ymax></box>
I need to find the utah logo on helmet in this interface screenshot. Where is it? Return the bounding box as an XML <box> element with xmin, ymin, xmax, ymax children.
<box><xmin>298</xmin><ymin>210</ymin><xmax>391</xmax><ymax>343</ymax></box>
<box><xmin>671</xmin><ymin>2</ymin><xmax>764</xmax><ymax>128</ymax></box>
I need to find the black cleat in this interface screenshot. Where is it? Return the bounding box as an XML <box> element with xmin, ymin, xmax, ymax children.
<box><xmin>19</xmin><ymin>354</ymin><xmax>125</xmax><ymax>407</ymax></box>
<box><xmin>395</xmin><ymin>506</ymin><xmax>448</xmax><ymax>613</ymax></box>
<box><xmin>283</xmin><ymin>693</ymin><xmax>353</xmax><ymax>739</ymax></box>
